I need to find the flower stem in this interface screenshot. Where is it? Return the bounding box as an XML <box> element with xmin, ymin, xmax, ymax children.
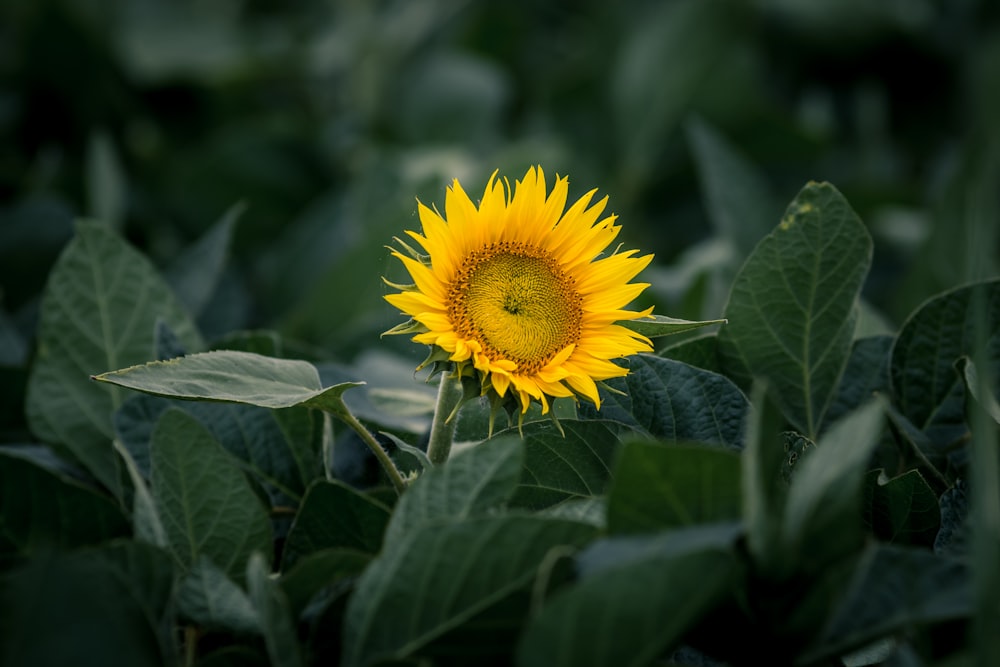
<box><xmin>427</xmin><ymin>372</ymin><xmax>464</xmax><ymax>465</ymax></box>
<box><xmin>337</xmin><ymin>407</ymin><xmax>408</xmax><ymax>496</ymax></box>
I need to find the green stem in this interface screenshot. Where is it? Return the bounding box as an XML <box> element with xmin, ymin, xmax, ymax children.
<box><xmin>338</xmin><ymin>407</ymin><xmax>408</xmax><ymax>496</ymax></box>
<box><xmin>427</xmin><ymin>372</ymin><xmax>464</xmax><ymax>465</ymax></box>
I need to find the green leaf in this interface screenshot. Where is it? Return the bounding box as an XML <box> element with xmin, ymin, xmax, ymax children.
<box><xmin>825</xmin><ymin>335</ymin><xmax>893</xmax><ymax>430</ymax></box>
<box><xmin>176</xmin><ymin>556</ymin><xmax>259</xmax><ymax>634</ymax></box>
<box><xmin>607</xmin><ymin>440</ymin><xmax>742</xmax><ymax>534</ymax></box>
<box><xmin>0</xmin><ymin>449</ymin><xmax>129</xmax><ymax>562</ymax></box>
<box><xmin>151</xmin><ymin>408</ymin><xmax>272</xmax><ymax>583</ymax></box>
<box><xmin>507</xmin><ymin>420</ymin><xmax>622</xmax><ymax>510</ymax></box>
<box><xmin>0</xmin><ymin>542</ymin><xmax>176</xmax><ymax>667</ymax></box>
<box><xmin>165</xmin><ymin>202</ymin><xmax>243</xmax><ymax>317</ymax></box>
<box><xmin>687</xmin><ymin>116</ymin><xmax>779</xmax><ymax>258</ymax></box>
<box><xmin>780</xmin><ymin>401</ymin><xmax>884</xmax><ymax>575</ymax></box>
<box><xmin>718</xmin><ymin>181</ymin><xmax>873</xmax><ymax>439</ymax></box>
<box><xmin>659</xmin><ymin>333</ymin><xmax>722</xmax><ymax>375</ymax></box>
<box><xmin>619</xmin><ymin>314</ymin><xmax>726</xmax><ymax>339</ymax></box>
<box><xmin>282</xmin><ymin>480</ymin><xmax>391</xmax><ymax>569</ymax></box>
<box><xmin>381</xmin><ymin>435</ymin><xmax>524</xmax><ymax>548</ymax></box>
<box><xmin>961</xmin><ymin>356</ymin><xmax>1000</xmax><ymax>424</ymax></box>
<box><xmin>247</xmin><ymin>552</ymin><xmax>305</xmax><ymax>667</ymax></box>
<box><xmin>25</xmin><ymin>221</ymin><xmax>203</xmax><ymax>494</ymax></box>
<box><xmin>807</xmin><ymin>544</ymin><xmax>970</xmax><ymax>663</ymax></box>
<box><xmin>581</xmin><ymin>354</ymin><xmax>748</xmax><ymax>448</ymax></box>
<box><xmin>742</xmin><ymin>382</ymin><xmax>790</xmax><ymax>573</ymax></box>
<box><xmin>517</xmin><ymin>527</ymin><xmax>741</xmax><ymax>667</ymax></box>
<box><xmin>342</xmin><ymin>516</ymin><xmax>596</xmax><ymax>667</ymax></box>
<box><xmin>86</xmin><ymin>131</ymin><xmax>127</xmax><ymax>231</ymax></box>
<box><xmin>279</xmin><ymin>548</ymin><xmax>372</xmax><ymax>619</ymax></box>
<box><xmin>116</xmin><ymin>395</ymin><xmax>325</xmax><ymax>504</ymax></box>
<box><xmin>95</xmin><ymin>349</ymin><xmax>362</xmax><ymax>417</ymax></box>
<box><xmin>862</xmin><ymin>469</ymin><xmax>941</xmax><ymax>547</ymax></box>
<box><xmin>890</xmin><ymin>279</ymin><xmax>1000</xmax><ymax>445</ymax></box>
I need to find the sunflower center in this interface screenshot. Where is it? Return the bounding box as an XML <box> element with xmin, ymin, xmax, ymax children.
<box><xmin>448</xmin><ymin>241</ymin><xmax>582</xmax><ymax>374</ymax></box>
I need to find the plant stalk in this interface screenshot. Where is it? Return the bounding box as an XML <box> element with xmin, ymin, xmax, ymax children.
<box><xmin>337</xmin><ymin>407</ymin><xmax>408</xmax><ymax>495</ymax></box>
<box><xmin>427</xmin><ymin>372</ymin><xmax>464</xmax><ymax>465</ymax></box>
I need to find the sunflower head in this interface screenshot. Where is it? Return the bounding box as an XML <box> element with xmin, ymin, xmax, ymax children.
<box><xmin>384</xmin><ymin>166</ymin><xmax>654</xmax><ymax>421</ymax></box>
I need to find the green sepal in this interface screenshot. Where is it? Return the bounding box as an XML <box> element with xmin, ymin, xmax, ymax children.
<box><xmin>389</xmin><ymin>236</ymin><xmax>429</xmax><ymax>262</ymax></box>
<box><xmin>380</xmin><ymin>276</ymin><xmax>416</xmax><ymax>292</ymax></box>
<box><xmin>381</xmin><ymin>318</ymin><xmax>428</xmax><ymax>338</ymax></box>
<box><xmin>415</xmin><ymin>345</ymin><xmax>454</xmax><ymax>374</ymax></box>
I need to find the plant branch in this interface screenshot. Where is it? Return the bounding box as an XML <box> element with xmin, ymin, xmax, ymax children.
<box><xmin>337</xmin><ymin>407</ymin><xmax>408</xmax><ymax>495</ymax></box>
<box><xmin>427</xmin><ymin>372</ymin><xmax>464</xmax><ymax>465</ymax></box>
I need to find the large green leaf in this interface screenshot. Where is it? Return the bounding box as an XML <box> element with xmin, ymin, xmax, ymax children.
<box><xmin>581</xmin><ymin>354</ymin><xmax>748</xmax><ymax>448</ymax></box>
<box><xmin>279</xmin><ymin>548</ymin><xmax>372</xmax><ymax>619</ymax></box>
<box><xmin>607</xmin><ymin>440</ymin><xmax>742</xmax><ymax>534</ymax></box>
<box><xmin>150</xmin><ymin>408</ymin><xmax>272</xmax><ymax>583</ymax></box>
<box><xmin>0</xmin><ymin>541</ymin><xmax>176</xmax><ymax>667</ymax></box>
<box><xmin>95</xmin><ymin>349</ymin><xmax>362</xmax><ymax>417</ymax></box>
<box><xmin>807</xmin><ymin>544</ymin><xmax>970</xmax><ymax>663</ymax></box>
<box><xmin>25</xmin><ymin>221</ymin><xmax>203</xmax><ymax>494</ymax></box>
<box><xmin>619</xmin><ymin>314</ymin><xmax>725</xmax><ymax>339</ymax></box>
<box><xmin>718</xmin><ymin>182</ymin><xmax>873</xmax><ymax>439</ymax></box>
<box><xmin>778</xmin><ymin>401</ymin><xmax>885</xmax><ymax>576</ymax></box>
<box><xmin>175</xmin><ymin>556</ymin><xmax>259</xmax><ymax>634</ymax></box>
<box><xmin>687</xmin><ymin>116</ymin><xmax>778</xmax><ymax>258</ymax></box>
<box><xmin>342</xmin><ymin>516</ymin><xmax>596</xmax><ymax>667</ymax></box>
<box><xmin>165</xmin><ymin>202</ymin><xmax>242</xmax><ymax>317</ymax></box>
<box><xmin>0</xmin><ymin>449</ymin><xmax>128</xmax><ymax>562</ymax></box>
<box><xmin>517</xmin><ymin>526</ymin><xmax>741</xmax><ymax>667</ymax></box>
<box><xmin>282</xmin><ymin>480</ymin><xmax>391</xmax><ymax>569</ymax></box>
<box><xmin>825</xmin><ymin>335</ymin><xmax>893</xmax><ymax>431</ymax></box>
<box><xmin>862</xmin><ymin>469</ymin><xmax>941</xmax><ymax>547</ymax></box>
<box><xmin>890</xmin><ymin>279</ymin><xmax>1000</xmax><ymax>446</ymax></box>
<box><xmin>116</xmin><ymin>394</ymin><xmax>324</xmax><ymax>504</ymax></box>
<box><xmin>508</xmin><ymin>420</ymin><xmax>622</xmax><ymax>509</ymax></box>
<box><xmin>247</xmin><ymin>553</ymin><xmax>304</xmax><ymax>667</ymax></box>
<box><xmin>381</xmin><ymin>435</ymin><xmax>524</xmax><ymax>548</ymax></box>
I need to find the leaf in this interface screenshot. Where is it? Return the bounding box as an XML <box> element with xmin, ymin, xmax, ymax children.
<box><xmin>935</xmin><ymin>479</ymin><xmax>969</xmax><ymax>556</ymax></box>
<box><xmin>116</xmin><ymin>395</ymin><xmax>324</xmax><ymax>504</ymax></box>
<box><xmin>890</xmin><ymin>279</ymin><xmax>1000</xmax><ymax>445</ymax></box>
<box><xmin>508</xmin><ymin>420</ymin><xmax>622</xmax><ymax>509</ymax></box>
<box><xmin>580</xmin><ymin>354</ymin><xmax>748</xmax><ymax>448</ymax></box>
<box><xmin>825</xmin><ymin>335</ymin><xmax>893</xmax><ymax>430</ymax></box>
<box><xmin>619</xmin><ymin>314</ymin><xmax>726</xmax><ymax>339</ymax></box>
<box><xmin>516</xmin><ymin>526</ymin><xmax>741</xmax><ymax>667</ymax></box>
<box><xmin>0</xmin><ymin>542</ymin><xmax>176</xmax><ymax>667</ymax></box>
<box><xmin>165</xmin><ymin>202</ymin><xmax>242</xmax><ymax>317</ymax></box>
<box><xmin>780</xmin><ymin>401</ymin><xmax>885</xmax><ymax>575</ymax></box>
<box><xmin>862</xmin><ymin>469</ymin><xmax>941</xmax><ymax>547</ymax></box>
<box><xmin>247</xmin><ymin>552</ymin><xmax>305</xmax><ymax>667</ymax></box>
<box><xmin>25</xmin><ymin>221</ymin><xmax>203</xmax><ymax>494</ymax></box>
<box><xmin>342</xmin><ymin>516</ymin><xmax>596</xmax><ymax>667</ymax></box>
<box><xmin>687</xmin><ymin>116</ymin><xmax>779</xmax><ymax>258</ymax></box>
<box><xmin>279</xmin><ymin>548</ymin><xmax>372</xmax><ymax>619</ymax></box>
<box><xmin>176</xmin><ymin>556</ymin><xmax>259</xmax><ymax>634</ymax></box>
<box><xmin>717</xmin><ymin>181</ymin><xmax>873</xmax><ymax>439</ymax></box>
<box><xmin>86</xmin><ymin>131</ymin><xmax>127</xmax><ymax>231</ymax></box>
<box><xmin>960</xmin><ymin>356</ymin><xmax>1000</xmax><ymax>425</ymax></box>
<box><xmin>607</xmin><ymin>440</ymin><xmax>742</xmax><ymax>534</ymax></box>
<box><xmin>282</xmin><ymin>480</ymin><xmax>391</xmax><ymax>569</ymax></box>
<box><xmin>151</xmin><ymin>408</ymin><xmax>272</xmax><ymax>583</ymax></box>
<box><xmin>0</xmin><ymin>449</ymin><xmax>129</xmax><ymax>562</ymax></box>
<box><xmin>807</xmin><ymin>544</ymin><xmax>970</xmax><ymax>663</ymax></box>
<box><xmin>381</xmin><ymin>435</ymin><xmax>524</xmax><ymax>548</ymax></box>
<box><xmin>95</xmin><ymin>349</ymin><xmax>362</xmax><ymax>417</ymax></box>
<box><xmin>659</xmin><ymin>333</ymin><xmax>722</xmax><ymax>375</ymax></box>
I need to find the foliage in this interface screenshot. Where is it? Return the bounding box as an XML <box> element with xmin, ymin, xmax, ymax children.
<box><xmin>2</xmin><ymin>1</ymin><xmax>999</xmax><ymax>666</ymax></box>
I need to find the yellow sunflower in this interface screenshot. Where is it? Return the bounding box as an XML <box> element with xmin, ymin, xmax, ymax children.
<box><xmin>384</xmin><ymin>166</ymin><xmax>654</xmax><ymax>415</ymax></box>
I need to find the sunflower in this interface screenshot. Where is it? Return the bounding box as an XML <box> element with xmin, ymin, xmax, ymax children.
<box><xmin>384</xmin><ymin>166</ymin><xmax>654</xmax><ymax>416</ymax></box>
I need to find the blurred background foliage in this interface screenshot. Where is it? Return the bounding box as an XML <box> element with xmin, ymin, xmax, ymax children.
<box><xmin>1</xmin><ymin>0</ymin><xmax>999</xmax><ymax>406</ymax></box>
